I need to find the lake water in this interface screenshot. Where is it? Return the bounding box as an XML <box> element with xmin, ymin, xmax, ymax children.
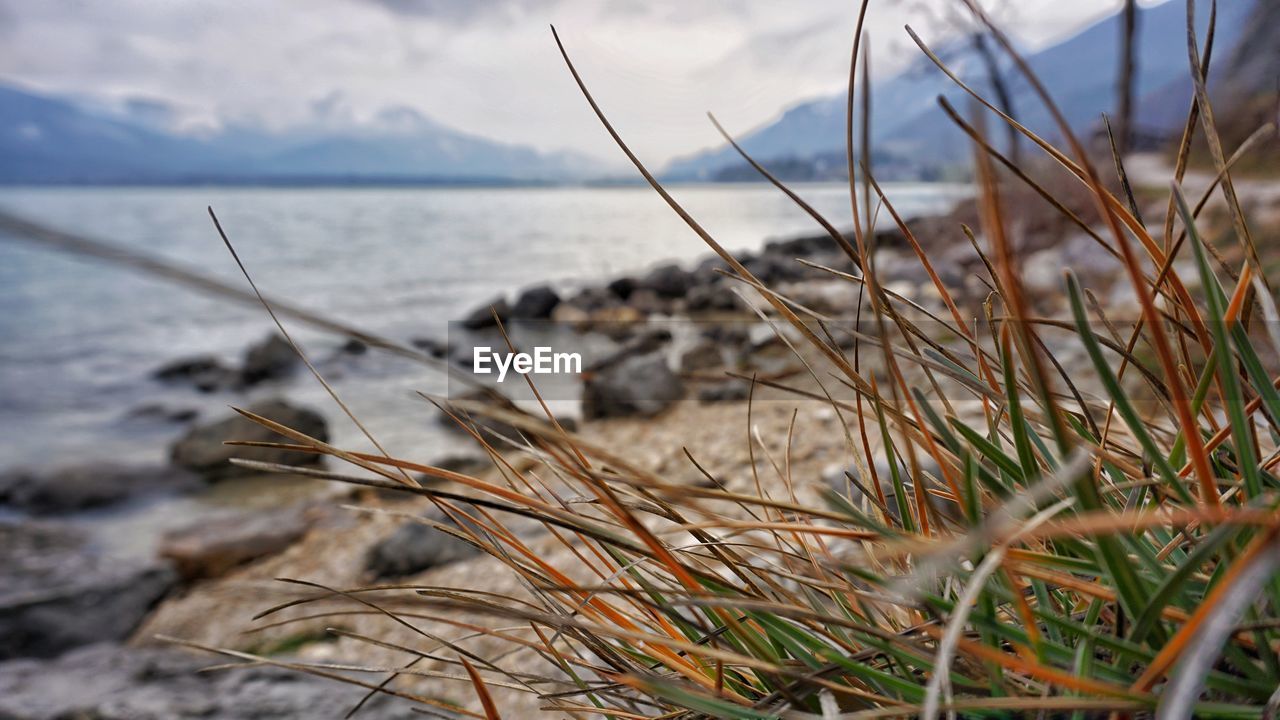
<box><xmin>0</xmin><ymin>182</ymin><xmax>969</xmax><ymax>470</ymax></box>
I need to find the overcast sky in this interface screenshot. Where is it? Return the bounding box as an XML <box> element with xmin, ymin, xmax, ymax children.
<box><xmin>0</xmin><ymin>0</ymin><xmax>1142</xmax><ymax>166</ymax></box>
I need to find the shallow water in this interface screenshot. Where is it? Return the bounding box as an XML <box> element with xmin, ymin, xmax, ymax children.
<box><xmin>0</xmin><ymin>182</ymin><xmax>969</xmax><ymax>469</ymax></box>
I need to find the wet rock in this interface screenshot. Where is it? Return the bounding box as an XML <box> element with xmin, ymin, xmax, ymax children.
<box><xmin>240</xmin><ymin>334</ymin><xmax>298</xmax><ymax>386</ymax></box>
<box><xmin>151</xmin><ymin>355</ymin><xmax>236</xmax><ymax>393</ymax></box>
<box><xmin>509</xmin><ymin>284</ymin><xmax>561</xmax><ymax>320</ymax></box>
<box><xmin>170</xmin><ymin>399</ymin><xmax>328</xmax><ymax>480</ymax></box>
<box><xmin>680</xmin><ymin>340</ymin><xmax>724</xmax><ymax>372</ymax></box>
<box><xmin>365</xmin><ymin>514</ymin><xmax>482</xmax><ymax>579</ymax></box>
<box><xmin>159</xmin><ymin>509</ymin><xmax>311</xmax><ymax>581</ymax></box>
<box><xmin>549</xmin><ymin>301</ymin><xmax>591</xmax><ymax>328</ymax></box>
<box><xmin>125</xmin><ymin>404</ymin><xmax>200</xmax><ymax>425</ymax></box>
<box><xmin>0</xmin><ymin>643</ymin><xmax>421</xmax><ymax>719</ymax></box>
<box><xmin>461</xmin><ymin>296</ymin><xmax>510</xmax><ymax>330</ymax></box>
<box><xmin>582</xmin><ymin>352</ymin><xmax>684</xmax><ymax>419</ymax></box>
<box><xmin>0</xmin><ymin>465</ymin><xmax>201</xmax><ymax>516</ymax></box>
<box><xmin>638</xmin><ymin>263</ymin><xmax>693</xmax><ymax>298</ymax></box>
<box><xmin>697</xmin><ymin>379</ymin><xmax>751</xmax><ymax>403</ymax></box>
<box><xmin>0</xmin><ymin>521</ymin><xmax>176</xmax><ymax>659</ymax></box>
<box><xmin>431</xmin><ymin>454</ymin><xmax>491</xmax><ymax>476</ymax></box>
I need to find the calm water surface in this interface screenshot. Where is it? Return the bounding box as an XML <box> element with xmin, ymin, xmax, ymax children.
<box><xmin>0</xmin><ymin>183</ymin><xmax>969</xmax><ymax>469</ymax></box>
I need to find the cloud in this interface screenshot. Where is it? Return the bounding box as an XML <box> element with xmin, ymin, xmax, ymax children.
<box><xmin>0</xmin><ymin>0</ymin><xmax>1130</xmax><ymax>164</ymax></box>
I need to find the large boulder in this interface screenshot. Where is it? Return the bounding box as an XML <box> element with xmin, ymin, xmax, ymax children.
<box><xmin>0</xmin><ymin>643</ymin><xmax>421</xmax><ymax>719</ymax></box>
<box><xmin>170</xmin><ymin>399</ymin><xmax>328</xmax><ymax>480</ymax></box>
<box><xmin>582</xmin><ymin>352</ymin><xmax>685</xmax><ymax>419</ymax></box>
<box><xmin>0</xmin><ymin>521</ymin><xmax>176</xmax><ymax>659</ymax></box>
<box><xmin>239</xmin><ymin>333</ymin><xmax>298</xmax><ymax>386</ymax></box>
<box><xmin>365</xmin><ymin>514</ymin><xmax>481</xmax><ymax>579</ymax></box>
<box><xmin>0</xmin><ymin>464</ymin><xmax>201</xmax><ymax>516</ymax></box>
<box><xmin>159</xmin><ymin>509</ymin><xmax>311</xmax><ymax>581</ymax></box>
<box><xmin>508</xmin><ymin>284</ymin><xmax>561</xmax><ymax>320</ymax></box>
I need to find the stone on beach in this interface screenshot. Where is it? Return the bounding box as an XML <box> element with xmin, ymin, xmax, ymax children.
<box><xmin>582</xmin><ymin>352</ymin><xmax>684</xmax><ymax>419</ymax></box>
<box><xmin>159</xmin><ymin>508</ymin><xmax>312</xmax><ymax>581</ymax></box>
<box><xmin>0</xmin><ymin>521</ymin><xmax>176</xmax><ymax>659</ymax></box>
<box><xmin>170</xmin><ymin>399</ymin><xmax>329</xmax><ymax>480</ymax></box>
<box><xmin>0</xmin><ymin>464</ymin><xmax>201</xmax><ymax>516</ymax></box>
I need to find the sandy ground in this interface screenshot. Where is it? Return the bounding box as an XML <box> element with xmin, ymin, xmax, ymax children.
<box><xmin>133</xmin><ymin>389</ymin><xmax>860</xmax><ymax>717</ymax></box>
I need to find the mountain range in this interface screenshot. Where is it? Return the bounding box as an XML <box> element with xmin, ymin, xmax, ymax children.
<box><xmin>0</xmin><ymin>0</ymin><xmax>1262</xmax><ymax>185</ymax></box>
<box><xmin>0</xmin><ymin>86</ymin><xmax>603</xmax><ymax>184</ymax></box>
<box><xmin>663</xmin><ymin>0</ymin><xmax>1257</xmax><ymax>181</ymax></box>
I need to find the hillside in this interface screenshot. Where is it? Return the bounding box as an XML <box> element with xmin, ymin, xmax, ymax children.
<box><xmin>664</xmin><ymin>0</ymin><xmax>1255</xmax><ymax>181</ymax></box>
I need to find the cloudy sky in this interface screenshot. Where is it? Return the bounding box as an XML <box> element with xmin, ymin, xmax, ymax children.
<box><xmin>0</xmin><ymin>0</ymin><xmax>1140</xmax><ymax>166</ymax></box>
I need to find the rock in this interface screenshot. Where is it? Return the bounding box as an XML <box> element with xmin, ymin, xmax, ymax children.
<box><xmin>170</xmin><ymin>399</ymin><xmax>328</xmax><ymax>480</ymax></box>
<box><xmin>680</xmin><ymin>340</ymin><xmax>723</xmax><ymax>372</ymax></box>
<box><xmin>638</xmin><ymin>263</ymin><xmax>693</xmax><ymax>298</ymax></box>
<box><xmin>159</xmin><ymin>510</ymin><xmax>311</xmax><ymax>581</ymax></box>
<box><xmin>0</xmin><ymin>643</ymin><xmax>421</xmax><ymax>719</ymax></box>
<box><xmin>697</xmin><ymin>379</ymin><xmax>751</xmax><ymax>403</ymax></box>
<box><xmin>586</xmin><ymin>328</ymin><xmax>672</xmax><ymax>372</ymax></box>
<box><xmin>152</xmin><ymin>355</ymin><xmax>236</xmax><ymax>393</ymax></box>
<box><xmin>365</xmin><ymin>514</ymin><xmax>482</xmax><ymax>579</ymax></box>
<box><xmin>606</xmin><ymin>276</ymin><xmax>637</xmax><ymax>300</ymax></box>
<box><xmin>240</xmin><ymin>334</ymin><xmax>298</xmax><ymax>385</ymax></box>
<box><xmin>685</xmin><ymin>282</ymin><xmax>741</xmax><ymax>312</ymax></box>
<box><xmin>0</xmin><ymin>521</ymin><xmax>176</xmax><ymax>659</ymax></box>
<box><xmin>461</xmin><ymin>296</ymin><xmax>510</xmax><ymax>330</ymax></box>
<box><xmin>782</xmin><ymin>279</ymin><xmax>861</xmax><ymax>315</ymax></box>
<box><xmin>567</xmin><ymin>286</ymin><xmax>621</xmax><ymax>312</ymax></box>
<box><xmin>549</xmin><ymin>301</ymin><xmax>591</xmax><ymax>328</ymax></box>
<box><xmin>338</xmin><ymin>338</ymin><xmax>368</xmax><ymax>355</ymax></box>
<box><xmin>125</xmin><ymin>404</ymin><xmax>200</xmax><ymax>425</ymax></box>
<box><xmin>582</xmin><ymin>352</ymin><xmax>684</xmax><ymax>419</ymax></box>
<box><xmin>626</xmin><ymin>288</ymin><xmax>668</xmax><ymax>315</ymax></box>
<box><xmin>509</xmin><ymin>284</ymin><xmax>561</xmax><ymax>320</ymax></box>
<box><xmin>0</xmin><ymin>464</ymin><xmax>201</xmax><ymax>516</ymax></box>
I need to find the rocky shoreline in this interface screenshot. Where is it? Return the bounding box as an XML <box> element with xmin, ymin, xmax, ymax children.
<box><xmin>3</xmin><ymin>194</ymin><xmax>1145</xmax><ymax>718</ymax></box>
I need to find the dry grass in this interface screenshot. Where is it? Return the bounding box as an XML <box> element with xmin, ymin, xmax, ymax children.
<box><xmin>126</xmin><ymin>1</ymin><xmax>1280</xmax><ymax>718</ymax></box>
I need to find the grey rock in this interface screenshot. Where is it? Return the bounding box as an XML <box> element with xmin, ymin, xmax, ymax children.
<box><xmin>151</xmin><ymin>355</ymin><xmax>236</xmax><ymax>393</ymax></box>
<box><xmin>366</xmin><ymin>514</ymin><xmax>481</xmax><ymax>579</ymax></box>
<box><xmin>0</xmin><ymin>465</ymin><xmax>201</xmax><ymax>516</ymax></box>
<box><xmin>638</xmin><ymin>263</ymin><xmax>693</xmax><ymax>298</ymax></box>
<box><xmin>606</xmin><ymin>276</ymin><xmax>637</xmax><ymax>300</ymax></box>
<box><xmin>685</xmin><ymin>282</ymin><xmax>741</xmax><ymax>312</ymax></box>
<box><xmin>240</xmin><ymin>334</ymin><xmax>298</xmax><ymax>386</ymax></box>
<box><xmin>582</xmin><ymin>352</ymin><xmax>684</xmax><ymax>419</ymax></box>
<box><xmin>0</xmin><ymin>643</ymin><xmax>423</xmax><ymax>719</ymax></box>
<box><xmin>159</xmin><ymin>509</ymin><xmax>311</xmax><ymax>581</ymax></box>
<box><xmin>679</xmin><ymin>340</ymin><xmax>723</xmax><ymax>372</ymax></box>
<box><xmin>509</xmin><ymin>284</ymin><xmax>561</xmax><ymax>320</ymax></box>
<box><xmin>461</xmin><ymin>296</ymin><xmax>510</xmax><ymax>330</ymax></box>
<box><xmin>170</xmin><ymin>399</ymin><xmax>328</xmax><ymax>480</ymax></box>
<box><xmin>124</xmin><ymin>404</ymin><xmax>200</xmax><ymax>425</ymax></box>
<box><xmin>0</xmin><ymin>521</ymin><xmax>176</xmax><ymax>660</ymax></box>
